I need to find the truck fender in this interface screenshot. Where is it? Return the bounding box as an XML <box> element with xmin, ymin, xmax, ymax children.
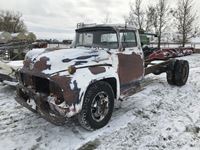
<box><xmin>69</xmin><ymin>65</ymin><xmax>120</xmax><ymax>115</ymax></box>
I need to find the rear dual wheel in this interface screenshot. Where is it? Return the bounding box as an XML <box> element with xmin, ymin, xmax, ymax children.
<box><xmin>167</xmin><ymin>60</ymin><xmax>189</xmax><ymax>86</ymax></box>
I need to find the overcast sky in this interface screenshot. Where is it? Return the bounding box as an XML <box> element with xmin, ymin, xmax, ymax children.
<box><xmin>0</xmin><ymin>0</ymin><xmax>199</xmax><ymax>40</ymax></box>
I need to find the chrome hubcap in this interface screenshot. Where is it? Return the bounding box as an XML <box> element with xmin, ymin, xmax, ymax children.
<box><xmin>91</xmin><ymin>91</ymin><xmax>109</xmax><ymax>122</ymax></box>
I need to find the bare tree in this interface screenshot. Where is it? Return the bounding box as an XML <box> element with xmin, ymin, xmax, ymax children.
<box><xmin>173</xmin><ymin>0</ymin><xmax>198</xmax><ymax>47</ymax></box>
<box><xmin>127</xmin><ymin>0</ymin><xmax>145</xmax><ymax>30</ymax></box>
<box><xmin>0</xmin><ymin>10</ymin><xmax>27</xmax><ymax>33</ymax></box>
<box><xmin>155</xmin><ymin>0</ymin><xmax>169</xmax><ymax>48</ymax></box>
<box><xmin>145</xmin><ymin>6</ymin><xmax>157</xmax><ymax>32</ymax></box>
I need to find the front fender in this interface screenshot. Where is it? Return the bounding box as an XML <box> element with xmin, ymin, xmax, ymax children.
<box><xmin>68</xmin><ymin>65</ymin><xmax>120</xmax><ymax>116</ymax></box>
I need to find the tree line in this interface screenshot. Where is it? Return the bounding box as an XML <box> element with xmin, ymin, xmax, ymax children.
<box><xmin>0</xmin><ymin>10</ymin><xmax>37</xmax><ymax>43</ymax></box>
<box><xmin>0</xmin><ymin>10</ymin><xmax>27</xmax><ymax>33</ymax></box>
<box><xmin>125</xmin><ymin>0</ymin><xmax>198</xmax><ymax>48</ymax></box>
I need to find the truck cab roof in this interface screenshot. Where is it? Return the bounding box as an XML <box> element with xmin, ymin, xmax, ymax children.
<box><xmin>76</xmin><ymin>24</ymin><xmax>137</xmax><ymax>32</ymax></box>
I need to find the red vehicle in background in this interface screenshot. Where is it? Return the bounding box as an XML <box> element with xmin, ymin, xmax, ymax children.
<box><xmin>140</xmin><ymin>31</ymin><xmax>194</xmax><ymax>61</ymax></box>
<box><xmin>147</xmin><ymin>47</ymin><xmax>194</xmax><ymax>61</ymax></box>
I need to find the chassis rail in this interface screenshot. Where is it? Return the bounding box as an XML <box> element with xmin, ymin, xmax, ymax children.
<box><xmin>144</xmin><ymin>59</ymin><xmax>175</xmax><ymax>76</ymax></box>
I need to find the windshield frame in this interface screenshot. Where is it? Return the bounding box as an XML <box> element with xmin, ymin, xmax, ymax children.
<box><xmin>119</xmin><ymin>29</ymin><xmax>138</xmax><ymax>48</ymax></box>
<box><xmin>75</xmin><ymin>27</ymin><xmax>119</xmax><ymax>49</ymax></box>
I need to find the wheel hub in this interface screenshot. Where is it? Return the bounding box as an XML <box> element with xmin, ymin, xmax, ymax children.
<box><xmin>91</xmin><ymin>92</ymin><xmax>109</xmax><ymax>122</ymax></box>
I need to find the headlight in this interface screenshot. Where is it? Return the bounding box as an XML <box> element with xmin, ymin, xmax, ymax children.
<box><xmin>68</xmin><ymin>65</ymin><xmax>76</xmax><ymax>74</ymax></box>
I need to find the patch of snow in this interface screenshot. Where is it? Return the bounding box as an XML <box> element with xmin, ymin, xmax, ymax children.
<box><xmin>191</xmin><ymin>37</ymin><xmax>200</xmax><ymax>43</ymax></box>
<box><xmin>11</xmin><ymin>33</ymin><xmax>19</xmax><ymax>37</ymax></box>
<box><xmin>2</xmin><ymin>81</ymin><xmax>18</xmax><ymax>86</ymax></box>
<box><xmin>7</xmin><ymin>60</ymin><xmax>23</xmax><ymax>68</ymax></box>
<box><xmin>0</xmin><ymin>54</ymin><xmax>200</xmax><ymax>150</ymax></box>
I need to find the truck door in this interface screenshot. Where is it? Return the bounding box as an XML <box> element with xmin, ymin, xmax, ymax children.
<box><xmin>117</xmin><ymin>30</ymin><xmax>144</xmax><ymax>85</ymax></box>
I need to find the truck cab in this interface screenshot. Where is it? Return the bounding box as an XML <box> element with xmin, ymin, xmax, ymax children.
<box><xmin>75</xmin><ymin>24</ymin><xmax>144</xmax><ymax>87</ymax></box>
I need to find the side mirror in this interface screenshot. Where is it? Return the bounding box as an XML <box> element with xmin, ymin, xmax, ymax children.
<box><xmin>122</xmin><ymin>42</ymin><xmax>127</xmax><ymax>51</ymax></box>
<box><xmin>119</xmin><ymin>47</ymin><xmax>125</xmax><ymax>52</ymax></box>
<box><xmin>119</xmin><ymin>44</ymin><xmax>125</xmax><ymax>52</ymax></box>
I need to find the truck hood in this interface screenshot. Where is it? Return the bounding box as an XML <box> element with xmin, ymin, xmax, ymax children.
<box><xmin>24</xmin><ymin>47</ymin><xmax>112</xmax><ymax>75</ymax></box>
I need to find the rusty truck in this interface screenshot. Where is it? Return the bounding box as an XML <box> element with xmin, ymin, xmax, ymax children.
<box><xmin>15</xmin><ymin>24</ymin><xmax>189</xmax><ymax>130</ymax></box>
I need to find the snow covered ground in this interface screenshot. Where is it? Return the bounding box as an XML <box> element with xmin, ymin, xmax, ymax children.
<box><xmin>0</xmin><ymin>54</ymin><xmax>200</xmax><ymax>150</ymax></box>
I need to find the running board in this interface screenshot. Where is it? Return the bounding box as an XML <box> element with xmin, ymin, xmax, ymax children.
<box><xmin>120</xmin><ymin>82</ymin><xmax>142</xmax><ymax>99</ymax></box>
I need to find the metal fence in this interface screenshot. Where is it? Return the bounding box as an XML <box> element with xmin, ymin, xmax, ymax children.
<box><xmin>0</xmin><ymin>41</ymin><xmax>32</xmax><ymax>61</ymax></box>
<box><xmin>150</xmin><ymin>42</ymin><xmax>200</xmax><ymax>49</ymax></box>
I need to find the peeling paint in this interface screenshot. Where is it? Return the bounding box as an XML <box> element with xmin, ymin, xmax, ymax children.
<box><xmin>89</xmin><ymin>66</ymin><xmax>106</xmax><ymax>75</ymax></box>
<box><xmin>118</xmin><ymin>52</ymin><xmax>144</xmax><ymax>85</ymax></box>
<box><xmin>50</xmin><ymin>75</ymin><xmax>80</xmax><ymax>106</ymax></box>
<box><xmin>16</xmin><ymin>24</ymin><xmax>145</xmax><ymax>120</ymax></box>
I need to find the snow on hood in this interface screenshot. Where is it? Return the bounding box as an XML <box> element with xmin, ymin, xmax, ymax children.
<box><xmin>25</xmin><ymin>47</ymin><xmax>112</xmax><ymax>75</ymax></box>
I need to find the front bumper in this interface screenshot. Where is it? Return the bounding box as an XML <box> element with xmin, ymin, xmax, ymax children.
<box><xmin>15</xmin><ymin>84</ymin><xmax>69</xmax><ymax>125</ymax></box>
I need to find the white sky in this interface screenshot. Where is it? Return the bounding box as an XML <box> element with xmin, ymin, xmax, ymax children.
<box><xmin>0</xmin><ymin>0</ymin><xmax>199</xmax><ymax>40</ymax></box>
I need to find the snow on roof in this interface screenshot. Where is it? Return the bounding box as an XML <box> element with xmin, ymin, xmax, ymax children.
<box><xmin>77</xmin><ymin>24</ymin><xmax>137</xmax><ymax>31</ymax></box>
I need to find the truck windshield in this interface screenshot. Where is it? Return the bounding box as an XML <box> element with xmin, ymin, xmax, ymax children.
<box><xmin>76</xmin><ymin>30</ymin><xmax>118</xmax><ymax>49</ymax></box>
<box><xmin>120</xmin><ymin>31</ymin><xmax>137</xmax><ymax>47</ymax></box>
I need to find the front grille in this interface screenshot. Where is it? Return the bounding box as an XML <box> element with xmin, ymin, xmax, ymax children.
<box><xmin>33</xmin><ymin>76</ymin><xmax>50</xmax><ymax>94</ymax></box>
<box><xmin>20</xmin><ymin>73</ymin><xmax>64</xmax><ymax>104</ymax></box>
<box><xmin>20</xmin><ymin>73</ymin><xmax>33</xmax><ymax>86</ymax></box>
<box><xmin>20</xmin><ymin>73</ymin><xmax>49</xmax><ymax>94</ymax></box>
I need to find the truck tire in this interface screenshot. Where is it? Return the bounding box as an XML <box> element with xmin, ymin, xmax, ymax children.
<box><xmin>174</xmin><ymin>60</ymin><xmax>189</xmax><ymax>86</ymax></box>
<box><xmin>78</xmin><ymin>81</ymin><xmax>114</xmax><ymax>130</ymax></box>
<box><xmin>167</xmin><ymin>60</ymin><xmax>189</xmax><ymax>86</ymax></box>
<box><xmin>167</xmin><ymin>70</ymin><xmax>175</xmax><ymax>85</ymax></box>
<box><xmin>166</xmin><ymin>60</ymin><xmax>177</xmax><ymax>85</ymax></box>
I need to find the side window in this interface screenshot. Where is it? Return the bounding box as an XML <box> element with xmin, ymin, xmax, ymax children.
<box><xmin>120</xmin><ymin>31</ymin><xmax>137</xmax><ymax>47</ymax></box>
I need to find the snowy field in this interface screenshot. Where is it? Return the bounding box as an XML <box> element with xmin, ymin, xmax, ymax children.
<box><xmin>0</xmin><ymin>54</ymin><xmax>200</xmax><ymax>150</ymax></box>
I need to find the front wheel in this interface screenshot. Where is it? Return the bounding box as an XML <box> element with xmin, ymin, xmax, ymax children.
<box><xmin>78</xmin><ymin>81</ymin><xmax>114</xmax><ymax>130</ymax></box>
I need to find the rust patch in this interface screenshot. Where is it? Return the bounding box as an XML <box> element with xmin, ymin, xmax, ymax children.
<box><xmin>33</xmin><ymin>57</ymin><xmax>51</xmax><ymax>72</ymax></box>
<box><xmin>22</xmin><ymin>57</ymin><xmax>51</xmax><ymax>73</ymax></box>
<box><xmin>50</xmin><ymin>75</ymin><xmax>80</xmax><ymax>106</ymax></box>
<box><xmin>118</xmin><ymin>52</ymin><xmax>144</xmax><ymax>85</ymax></box>
<box><xmin>23</xmin><ymin>58</ymin><xmax>32</xmax><ymax>69</ymax></box>
<box><xmin>89</xmin><ymin>66</ymin><xmax>106</xmax><ymax>75</ymax></box>
<box><xmin>76</xmin><ymin>55</ymin><xmax>98</xmax><ymax>60</ymax></box>
<box><xmin>21</xmin><ymin>73</ymin><xmax>34</xmax><ymax>86</ymax></box>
